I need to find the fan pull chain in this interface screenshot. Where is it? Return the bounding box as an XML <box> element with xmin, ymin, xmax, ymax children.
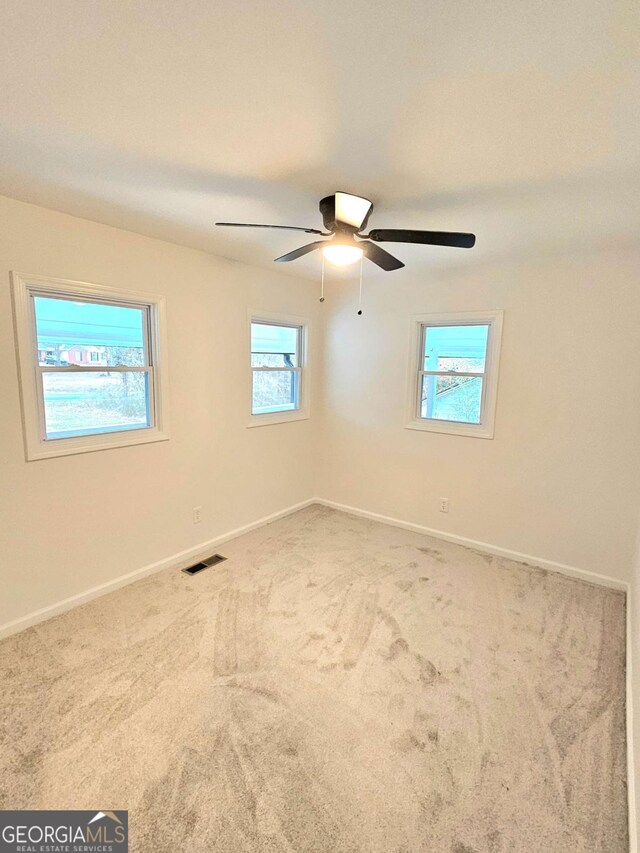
<box><xmin>357</xmin><ymin>255</ymin><xmax>363</xmax><ymax>315</ymax></box>
<box><xmin>319</xmin><ymin>254</ymin><xmax>325</xmax><ymax>303</ymax></box>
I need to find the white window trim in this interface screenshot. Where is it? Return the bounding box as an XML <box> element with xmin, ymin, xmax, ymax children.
<box><xmin>405</xmin><ymin>310</ymin><xmax>503</xmax><ymax>439</ymax></box>
<box><xmin>11</xmin><ymin>272</ymin><xmax>170</xmax><ymax>460</ymax></box>
<box><xmin>247</xmin><ymin>310</ymin><xmax>311</xmax><ymax>428</ymax></box>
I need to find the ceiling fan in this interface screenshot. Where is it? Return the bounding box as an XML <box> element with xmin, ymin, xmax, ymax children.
<box><xmin>216</xmin><ymin>191</ymin><xmax>475</xmax><ymax>271</ymax></box>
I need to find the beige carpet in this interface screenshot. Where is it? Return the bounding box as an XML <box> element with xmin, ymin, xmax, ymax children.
<box><xmin>0</xmin><ymin>506</ymin><xmax>628</xmax><ymax>852</ymax></box>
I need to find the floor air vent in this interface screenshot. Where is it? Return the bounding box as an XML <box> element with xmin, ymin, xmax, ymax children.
<box><xmin>182</xmin><ymin>554</ymin><xmax>227</xmax><ymax>575</ymax></box>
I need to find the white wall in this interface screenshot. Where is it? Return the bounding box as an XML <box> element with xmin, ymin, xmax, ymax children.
<box><xmin>0</xmin><ymin>194</ymin><xmax>319</xmax><ymax>629</ymax></box>
<box><xmin>317</xmin><ymin>248</ymin><xmax>640</xmax><ymax>582</ymax></box>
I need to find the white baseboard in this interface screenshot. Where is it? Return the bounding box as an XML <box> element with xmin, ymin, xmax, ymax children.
<box><xmin>314</xmin><ymin>498</ymin><xmax>628</xmax><ymax>591</ymax></box>
<box><xmin>0</xmin><ymin>498</ymin><xmax>316</xmax><ymax>640</ymax></box>
<box><xmin>4</xmin><ymin>494</ymin><xmax>625</xmax><ymax>638</ymax></box>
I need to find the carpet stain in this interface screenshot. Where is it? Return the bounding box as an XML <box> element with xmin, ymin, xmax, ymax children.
<box><xmin>417</xmin><ymin>546</ymin><xmax>447</xmax><ymax>563</ymax></box>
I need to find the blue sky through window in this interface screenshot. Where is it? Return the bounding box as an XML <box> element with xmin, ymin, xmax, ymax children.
<box><xmin>424</xmin><ymin>324</ymin><xmax>489</xmax><ymax>372</ymax></box>
<box><xmin>34</xmin><ymin>296</ymin><xmax>145</xmax><ymax>349</ymax></box>
<box><xmin>251</xmin><ymin>322</ymin><xmax>298</xmax><ymax>356</ymax></box>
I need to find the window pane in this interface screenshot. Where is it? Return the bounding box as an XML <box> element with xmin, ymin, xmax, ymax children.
<box><xmin>251</xmin><ymin>322</ymin><xmax>298</xmax><ymax>368</ymax></box>
<box><xmin>251</xmin><ymin>352</ymin><xmax>297</xmax><ymax>368</ymax></box>
<box><xmin>34</xmin><ymin>296</ymin><xmax>147</xmax><ymax>367</ymax></box>
<box><xmin>42</xmin><ymin>371</ymin><xmax>151</xmax><ymax>439</ymax></box>
<box><xmin>420</xmin><ymin>374</ymin><xmax>483</xmax><ymax>424</ymax></box>
<box><xmin>252</xmin><ymin>370</ymin><xmax>299</xmax><ymax>414</ymax></box>
<box><xmin>423</xmin><ymin>324</ymin><xmax>489</xmax><ymax>373</ymax></box>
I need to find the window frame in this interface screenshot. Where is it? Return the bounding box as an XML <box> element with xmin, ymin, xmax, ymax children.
<box><xmin>247</xmin><ymin>311</ymin><xmax>310</xmax><ymax>427</ymax></box>
<box><xmin>11</xmin><ymin>272</ymin><xmax>170</xmax><ymax>460</ymax></box>
<box><xmin>406</xmin><ymin>310</ymin><xmax>503</xmax><ymax>439</ymax></box>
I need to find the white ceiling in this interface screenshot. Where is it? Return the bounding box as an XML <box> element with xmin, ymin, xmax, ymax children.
<box><xmin>0</xmin><ymin>0</ymin><xmax>638</xmax><ymax>279</ymax></box>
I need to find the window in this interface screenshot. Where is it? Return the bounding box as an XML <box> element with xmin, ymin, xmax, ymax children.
<box><xmin>12</xmin><ymin>273</ymin><xmax>169</xmax><ymax>460</ymax></box>
<box><xmin>248</xmin><ymin>315</ymin><xmax>309</xmax><ymax>426</ymax></box>
<box><xmin>407</xmin><ymin>311</ymin><xmax>503</xmax><ymax>438</ymax></box>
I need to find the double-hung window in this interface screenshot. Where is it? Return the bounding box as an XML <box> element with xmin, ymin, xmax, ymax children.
<box><xmin>12</xmin><ymin>273</ymin><xmax>169</xmax><ymax>460</ymax></box>
<box><xmin>249</xmin><ymin>316</ymin><xmax>309</xmax><ymax>425</ymax></box>
<box><xmin>407</xmin><ymin>310</ymin><xmax>503</xmax><ymax>438</ymax></box>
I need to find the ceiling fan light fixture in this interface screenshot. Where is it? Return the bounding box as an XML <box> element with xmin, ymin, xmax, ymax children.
<box><xmin>217</xmin><ymin>191</ymin><xmax>475</xmax><ymax>272</ymax></box>
<box><xmin>334</xmin><ymin>192</ymin><xmax>373</xmax><ymax>229</ymax></box>
<box><xmin>322</xmin><ymin>243</ymin><xmax>363</xmax><ymax>267</ymax></box>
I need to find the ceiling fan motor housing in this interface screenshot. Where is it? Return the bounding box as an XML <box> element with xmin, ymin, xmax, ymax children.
<box><xmin>319</xmin><ymin>193</ymin><xmax>373</xmax><ymax>233</ymax></box>
<box><xmin>320</xmin><ymin>195</ymin><xmax>345</xmax><ymax>232</ymax></box>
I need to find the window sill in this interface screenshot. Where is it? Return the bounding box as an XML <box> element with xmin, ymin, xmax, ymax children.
<box><xmin>247</xmin><ymin>410</ymin><xmax>310</xmax><ymax>428</ymax></box>
<box><xmin>405</xmin><ymin>419</ymin><xmax>495</xmax><ymax>439</ymax></box>
<box><xmin>26</xmin><ymin>427</ymin><xmax>170</xmax><ymax>461</ymax></box>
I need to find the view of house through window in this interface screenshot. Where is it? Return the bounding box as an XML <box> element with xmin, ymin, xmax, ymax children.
<box><xmin>251</xmin><ymin>321</ymin><xmax>302</xmax><ymax>415</ymax></box>
<box><xmin>419</xmin><ymin>323</ymin><xmax>490</xmax><ymax>424</ymax></box>
<box><xmin>33</xmin><ymin>295</ymin><xmax>153</xmax><ymax>439</ymax></box>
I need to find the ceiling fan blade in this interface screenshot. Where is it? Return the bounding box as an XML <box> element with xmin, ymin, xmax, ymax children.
<box><xmin>216</xmin><ymin>222</ymin><xmax>324</xmax><ymax>235</ymax></box>
<box><xmin>361</xmin><ymin>241</ymin><xmax>405</xmax><ymax>271</ymax></box>
<box><xmin>274</xmin><ymin>240</ymin><xmax>327</xmax><ymax>263</ymax></box>
<box><xmin>367</xmin><ymin>229</ymin><xmax>476</xmax><ymax>248</ymax></box>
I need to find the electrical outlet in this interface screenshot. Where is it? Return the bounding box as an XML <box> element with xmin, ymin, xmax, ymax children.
<box><xmin>439</xmin><ymin>498</ymin><xmax>450</xmax><ymax>514</ymax></box>
<box><xmin>193</xmin><ymin>506</ymin><xmax>203</xmax><ymax>524</ymax></box>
